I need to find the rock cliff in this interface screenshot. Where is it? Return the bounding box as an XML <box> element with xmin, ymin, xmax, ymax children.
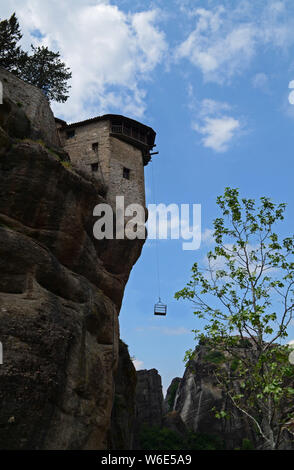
<box><xmin>133</xmin><ymin>349</ymin><xmax>293</xmax><ymax>450</ymax></box>
<box><xmin>169</xmin><ymin>342</ymin><xmax>294</xmax><ymax>450</ymax></box>
<box><xmin>133</xmin><ymin>369</ymin><xmax>164</xmax><ymax>449</ymax></box>
<box><xmin>0</xmin><ymin>72</ymin><xmax>144</xmax><ymax>449</ymax></box>
<box><xmin>133</xmin><ymin>357</ymin><xmax>255</xmax><ymax>450</ymax></box>
<box><xmin>172</xmin><ymin>343</ymin><xmax>256</xmax><ymax>449</ymax></box>
<box><xmin>164</xmin><ymin>377</ymin><xmax>181</xmax><ymax>414</ymax></box>
<box><xmin>110</xmin><ymin>340</ymin><xmax>137</xmax><ymax>450</ymax></box>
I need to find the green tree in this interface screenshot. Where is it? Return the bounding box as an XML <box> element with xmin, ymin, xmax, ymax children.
<box><xmin>175</xmin><ymin>188</ymin><xmax>294</xmax><ymax>450</ymax></box>
<box><xmin>19</xmin><ymin>45</ymin><xmax>72</xmax><ymax>102</ymax></box>
<box><xmin>0</xmin><ymin>13</ymin><xmax>71</xmax><ymax>103</ymax></box>
<box><xmin>139</xmin><ymin>426</ymin><xmax>224</xmax><ymax>450</ymax></box>
<box><xmin>0</xmin><ymin>13</ymin><xmax>24</xmax><ymax>72</ymax></box>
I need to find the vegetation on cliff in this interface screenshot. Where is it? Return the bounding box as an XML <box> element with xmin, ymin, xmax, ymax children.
<box><xmin>139</xmin><ymin>425</ymin><xmax>225</xmax><ymax>451</ymax></box>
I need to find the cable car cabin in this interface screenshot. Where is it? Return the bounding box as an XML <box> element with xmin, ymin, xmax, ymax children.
<box><xmin>154</xmin><ymin>300</ymin><xmax>167</xmax><ymax>316</ymax></box>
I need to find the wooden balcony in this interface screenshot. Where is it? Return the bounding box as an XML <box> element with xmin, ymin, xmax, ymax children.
<box><xmin>111</xmin><ymin>123</ymin><xmax>150</xmax><ymax>147</ymax></box>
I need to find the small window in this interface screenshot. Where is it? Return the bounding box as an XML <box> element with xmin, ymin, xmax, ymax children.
<box><xmin>91</xmin><ymin>162</ymin><xmax>99</xmax><ymax>172</ymax></box>
<box><xmin>123</xmin><ymin>167</ymin><xmax>130</xmax><ymax>180</ymax></box>
<box><xmin>92</xmin><ymin>142</ymin><xmax>98</xmax><ymax>153</ymax></box>
<box><xmin>66</xmin><ymin>129</ymin><xmax>75</xmax><ymax>139</ymax></box>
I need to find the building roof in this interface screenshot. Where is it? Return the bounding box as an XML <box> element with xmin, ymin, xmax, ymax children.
<box><xmin>55</xmin><ymin>113</ymin><xmax>157</xmax><ymax>165</ymax></box>
<box><xmin>55</xmin><ymin>114</ymin><xmax>155</xmax><ymax>138</ymax></box>
<box><xmin>54</xmin><ymin>117</ymin><xmax>67</xmax><ymax>126</ymax></box>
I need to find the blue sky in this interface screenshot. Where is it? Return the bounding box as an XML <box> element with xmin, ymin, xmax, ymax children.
<box><xmin>2</xmin><ymin>0</ymin><xmax>294</xmax><ymax>393</ymax></box>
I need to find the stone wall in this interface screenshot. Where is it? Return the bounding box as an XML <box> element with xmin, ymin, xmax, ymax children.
<box><xmin>59</xmin><ymin>121</ymin><xmax>146</xmax><ymax>208</ymax></box>
<box><xmin>109</xmin><ymin>136</ymin><xmax>146</xmax><ymax>208</ymax></box>
<box><xmin>0</xmin><ymin>67</ymin><xmax>59</xmax><ymax>148</ymax></box>
<box><xmin>59</xmin><ymin>120</ymin><xmax>111</xmax><ymax>188</ymax></box>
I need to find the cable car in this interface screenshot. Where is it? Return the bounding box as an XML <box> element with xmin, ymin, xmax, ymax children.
<box><xmin>154</xmin><ymin>298</ymin><xmax>167</xmax><ymax>316</ymax></box>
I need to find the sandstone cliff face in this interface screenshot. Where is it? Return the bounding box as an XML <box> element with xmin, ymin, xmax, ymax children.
<box><xmin>133</xmin><ymin>369</ymin><xmax>164</xmax><ymax>449</ymax></box>
<box><xmin>133</xmin><ymin>358</ymin><xmax>255</xmax><ymax>449</ymax></box>
<box><xmin>171</xmin><ymin>343</ymin><xmax>294</xmax><ymax>450</ymax></box>
<box><xmin>162</xmin><ymin>411</ymin><xmax>187</xmax><ymax>439</ymax></box>
<box><xmin>0</xmin><ymin>84</ymin><xmax>144</xmax><ymax>449</ymax></box>
<box><xmin>164</xmin><ymin>377</ymin><xmax>181</xmax><ymax>414</ymax></box>
<box><xmin>110</xmin><ymin>340</ymin><xmax>137</xmax><ymax>450</ymax></box>
<box><xmin>173</xmin><ymin>344</ymin><xmax>257</xmax><ymax>449</ymax></box>
<box><xmin>135</xmin><ymin>369</ymin><xmax>164</xmax><ymax>429</ymax></box>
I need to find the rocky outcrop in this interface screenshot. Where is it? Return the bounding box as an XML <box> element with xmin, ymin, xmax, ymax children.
<box><xmin>0</xmin><ymin>115</ymin><xmax>144</xmax><ymax>448</ymax></box>
<box><xmin>162</xmin><ymin>411</ymin><xmax>187</xmax><ymax>438</ymax></box>
<box><xmin>173</xmin><ymin>344</ymin><xmax>257</xmax><ymax>449</ymax></box>
<box><xmin>164</xmin><ymin>377</ymin><xmax>181</xmax><ymax>414</ymax></box>
<box><xmin>170</xmin><ymin>342</ymin><xmax>294</xmax><ymax>450</ymax></box>
<box><xmin>0</xmin><ymin>67</ymin><xmax>59</xmax><ymax>147</ymax></box>
<box><xmin>133</xmin><ymin>369</ymin><xmax>164</xmax><ymax>449</ymax></box>
<box><xmin>135</xmin><ymin>369</ymin><xmax>164</xmax><ymax>429</ymax></box>
<box><xmin>110</xmin><ymin>340</ymin><xmax>137</xmax><ymax>450</ymax></box>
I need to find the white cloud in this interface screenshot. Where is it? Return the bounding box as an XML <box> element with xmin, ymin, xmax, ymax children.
<box><xmin>288</xmin><ymin>340</ymin><xmax>294</xmax><ymax>364</ymax></box>
<box><xmin>192</xmin><ymin>99</ymin><xmax>241</xmax><ymax>152</ymax></box>
<box><xmin>252</xmin><ymin>73</ymin><xmax>270</xmax><ymax>93</ymax></box>
<box><xmin>288</xmin><ymin>80</ymin><xmax>294</xmax><ymax>104</ymax></box>
<box><xmin>194</xmin><ymin>116</ymin><xmax>240</xmax><ymax>152</ymax></box>
<box><xmin>202</xmin><ymin>228</ymin><xmax>215</xmax><ymax>245</ymax></box>
<box><xmin>203</xmin><ymin>242</ymin><xmax>280</xmax><ymax>277</ymax></box>
<box><xmin>136</xmin><ymin>326</ymin><xmax>190</xmax><ymax>336</ymax></box>
<box><xmin>133</xmin><ymin>359</ymin><xmax>144</xmax><ymax>370</ymax></box>
<box><xmin>161</xmin><ymin>327</ymin><xmax>190</xmax><ymax>336</ymax></box>
<box><xmin>131</xmin><ymin>10</ymin><xmax>167</xmax><ymax>73</ymax></box>
<box><xmin>199</xmin><ymin>98</ymin><xmax>231</xmax><ymax>117</ymax></box>
<box><xmin>203</xmin><ymin>242</ymin><xmax>259</xmax><ymax>273</ymax></box>
<box><xmin>288</xmin><ymin>92</ymin><xmax>294</xmax><ymax>105</ymax></box>
<box><xmin>175</xmin><ymin>6</ymin><xmax>255</xmax><ymax>83</ymax></box>
<box><xmin>175</xmin><ymin>2</ymin><xmax>294</xmax><ymax>83</ymax></box>
<box><xmin>6</xmin><ymin>0</ymin><xmax>167</xmax><ymax>121</ymax></box>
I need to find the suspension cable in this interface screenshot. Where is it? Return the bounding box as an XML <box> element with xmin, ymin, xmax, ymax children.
<box><xmin>151</xmin><ymin>161</ymin><xmax>161</xmax><ymax>301</ymax></box>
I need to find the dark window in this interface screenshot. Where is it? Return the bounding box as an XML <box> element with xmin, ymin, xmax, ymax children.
<box><xmin>123</xmin><ymin>167</ymin><xmax>130</xmax><ymax>180</ymax></box>
<box><xmin>92</xmin><ymin>142</ymin><xmax>98</xmax><ymax>152</ymax></box>
<box><xmin>91</xmin><ymin>162</ymin><xmax>98</xmax><ymax>172</ymax></box>
<box><xmin>66</xmin><ymin>129</ymin><xmax>75</xmax><ymax>139</ymax></box>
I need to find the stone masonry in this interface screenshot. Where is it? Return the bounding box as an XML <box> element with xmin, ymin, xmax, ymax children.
<box><xmin>0</xmin><ymin>67</ymin><xmax>59</xmax><ymax>148</ymax></box>
<box><xmin>56</xmin><ymin>115</ymin><xmax>156</xmax><ymax>208</ymax></box>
